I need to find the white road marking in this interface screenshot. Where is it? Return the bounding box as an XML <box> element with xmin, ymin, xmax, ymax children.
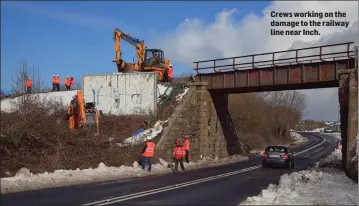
<box><xmin>82</xmin><ymin>134</ymin><xmax>327</xmax><ymax>206</ymax></box>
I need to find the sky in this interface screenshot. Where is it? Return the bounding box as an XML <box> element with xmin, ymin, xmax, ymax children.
<box><xmin>1</xmin><ymin>1</ymin><xmax>358</xmax><ymax>121</ymax></box>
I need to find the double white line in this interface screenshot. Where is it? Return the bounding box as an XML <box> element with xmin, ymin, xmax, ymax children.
<box><xmin>82</xmin><ymin>134</ymin><xmax>326</xmax><ymax>206</ymax></box>
<box><xmin>82</xmin><ymin>165</ymin><xmax>261</xmax><ymax>206</ymax></box>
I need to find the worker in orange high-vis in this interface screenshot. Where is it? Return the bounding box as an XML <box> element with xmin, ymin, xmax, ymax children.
<box><xmin>65</xmin><ymin>76</ymin><xmax>71</xmax><ymax>91</ymax></box>
<box><xmin>168</xmin><ymin>64</ymin><xmax>174</xmax><ymax>82</ymax></box>
<box><xmin>184</xmin><ymin>135</ymin><xmax>190</xmax><ymax>163</ymax></box>
<box><xmin>25</xmin><ymin>77</ymin><xmax>32</xmax><ymax>94</ymax></box>
<box><xmin>52</xmin><ymin>75</ymin><xmax>57</xmax><ymax>91</ymax></box>
<box><xmin>141</xmin><ymin>137</ymin><xmax>156</xmax><ymax>172</ymax></box>
<box><xmin>55</xmin><ymin>75</ymin><xmax>61</xmax><ymax>91</ymax></box>
<box><xmin>173</xmin><ymin>139</ymin><xmax>186</xmax><ymax>172</ymax></box>
<box><xmin>70</xmin><ymin>76</ymin><xmax>75</xmax><ymax>90</ymax></box>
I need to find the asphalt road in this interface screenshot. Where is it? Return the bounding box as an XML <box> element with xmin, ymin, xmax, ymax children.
<box><xmin>0</xmin><ymin>132</ymin><xmax>339</xmax><ymax>206</ymax></box>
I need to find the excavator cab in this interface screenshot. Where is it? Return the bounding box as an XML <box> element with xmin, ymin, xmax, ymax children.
<box><xmin>143</xmin><ymin>49</ymin><xmax>165</xmax><ymax>68</ymax></box>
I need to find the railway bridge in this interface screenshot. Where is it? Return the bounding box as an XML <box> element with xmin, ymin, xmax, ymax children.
<box><xmin>189</xmin><ymin>42</ymin><xmax>357</xmax><ymax>179</ymax></box>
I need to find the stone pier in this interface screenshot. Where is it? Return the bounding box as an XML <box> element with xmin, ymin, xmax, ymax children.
<box><xmin>338</xmin><ymin>69</ymin><xmax>358</xmax><ymax>182</ymax></box>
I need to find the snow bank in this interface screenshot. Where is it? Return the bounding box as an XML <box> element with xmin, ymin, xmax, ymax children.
<box><xmin>116</xmin><ymin>119</ymin><xmax>168</xmax><ymax>147</ymax></box>
<box><xmin>310</xmin><ymin>127</ymin><xmax>325</xmax><ymax>132</ymax></box>
<box><xmin>1</xmin><ymin>155</ymin><xmax>248</xmax><ymax>194</ymax></box>
<box><xmin>240</xmin><ymin>150</ymin><xmax>358</xmax><ymax>205</ymax></box>
<box><xmin>323</xmin><ymin>132</ymin><xmax>342</xmax><ymax>141</ymax></box>
<box><xmin>289</xmin><ymin>131</ymin><xmax>307</xmax><ymax>144</ymax></box>
<box><xmin>1</xmin><ymin>90</ymin><xmax>80</xmax><ymax>112</ymax></box>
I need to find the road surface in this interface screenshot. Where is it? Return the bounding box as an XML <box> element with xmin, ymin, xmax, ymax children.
<box><xmin>0</xmin><ymin>132</ymin><xmax>339</xmax><ymax>206</ymax></box>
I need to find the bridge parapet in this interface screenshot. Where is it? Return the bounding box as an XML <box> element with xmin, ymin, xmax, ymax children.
<box><xmin>194</xmin><ymin>42</ymin><xmax>356</xmax><ymax>93</ymax></box>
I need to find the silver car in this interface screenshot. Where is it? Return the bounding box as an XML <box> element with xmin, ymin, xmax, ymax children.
<box><xmin>262</xmin><ymin>145</ymin><xmax>295</xmax><ymax>168</ymax></box>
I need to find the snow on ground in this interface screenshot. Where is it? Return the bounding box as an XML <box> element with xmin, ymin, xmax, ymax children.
<box><xmin>1</xmin><ymin>155</ymin><xmax>248</xmax><ymax>194</ymax></box>
<box><xmin>116</xmin><ymin>119</ymin><xmax>168</xmax><ymax>147</ymax></box>
<box><xmin>289</xmin><ymin>131</ymin><xmax>308</xmax><ymax>144</ymax></box>
<box><xmin>0</xmin><ymin>90</ymin><xmax>79</xmax><ymax>112</ymax></box>
<box><xmin>240</xmin><ymin>150</ymin><xmax>358</xmax><ymax>205</ymax></box>
<box><xmin>249</xmin><ymin>132</ymin><xmax>307</xmax><ymax>156</ymax></box>
<box><xmin>117</xmin><ymin>86</ymin><xmax>190</xmax><ymax>146</ymax></box>
<box><xmin>176</xmin><ymin>87</ymin><xmax>189</xmax><ymax>102</ymax></box>
<box><xmin>310</xmin><ymin>127</ymin><xmax>325</xmax><ymax>132</ymax></box>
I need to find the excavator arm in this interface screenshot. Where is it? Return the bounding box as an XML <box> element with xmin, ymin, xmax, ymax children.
<box><xmin>67</xmin><ymin>91</ymin><xmax>99</xmax><ymax>135</ymax></box>
<box><xmin>113</xmin><ymin>28</ymin><xmax>146</xmax><ymax>72</ymax></box>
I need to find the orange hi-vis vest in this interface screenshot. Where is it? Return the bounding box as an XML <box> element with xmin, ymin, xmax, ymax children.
<box><xmin>25</xmin><ymin>79</ymin><xmax>32</xmax><ymax>88</ymax></box>
<box><xmin>65</xmin><ymin>78</ymin><xmax>71</xmax><ymax>86</ymax></box>
<box><xmin>142</xmin><ymin>141</ymin><xmax>155</xmax><ymax>157</ymax></box>
<box><xmin>55</xmin><ymin>77</ymin><xmax>60</xmax><ymax>84</ymax></box>
<box><xmin>173</xmin><ymin>146</ymin><xmax>185</xmax><ymax>159</ymax></box>
<box><xmin>184</xmin><ymin>139</ymin><xmax>190</xmax><ymax>151</ymax></box>
<box><xmin>52</xmin><ymin>77</ymin><xmax>56</xmax><ymax>84</ymax></box>
<box><xmin>168</xmin><ymin>67</ymin><xmax>173</xmax><ymax>78</ymax></box>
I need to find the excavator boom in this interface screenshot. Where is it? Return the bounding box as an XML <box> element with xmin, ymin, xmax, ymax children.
<box><xmin>112</xmin><ymin>28</ymin><xmax>172</xmax><ymax>81</ymax></box>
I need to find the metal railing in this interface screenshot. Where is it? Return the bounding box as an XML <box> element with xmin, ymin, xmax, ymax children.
<box><xmin>194</xmin><ymin>42</ymin><xmax>356</xmax><ymax>74</ymax></box>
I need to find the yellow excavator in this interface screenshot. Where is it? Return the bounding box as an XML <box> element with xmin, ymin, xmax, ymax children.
<box><xmin>66</xmin><ymin>91</ymin><xmax>99</xmax><ymax>135</ymax></box>
<box><xmin>112</xmin><ymin>28</ymin><xmax>171</xmax><ymax>81</ymax></box>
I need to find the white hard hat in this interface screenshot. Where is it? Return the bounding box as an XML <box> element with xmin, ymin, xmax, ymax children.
<box><xmin>169</xmin><ymin>64</ymin><xmax>172</xmax><ymax>67</ymax></box>
<box><xmin>53</xmin><ymin>75</ymin><xmax>55</xmax><ymax>76</ymax></box>
<box><xmin>146</xmin><ymin>137</ymin><xmax>151</xmax><ymax>141</ymax></box>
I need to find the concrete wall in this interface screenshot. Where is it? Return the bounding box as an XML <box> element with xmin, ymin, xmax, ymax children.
<box><xmin>82</xmin><ymin>73</ymin><xmax>157</xmax><ymax>116</ymax></box>
<box><xmin>156</xmin><ymin>82</ymin><xmax>245</xmax><ymax>161</ymax></box>
<box><xmin>338</xmin><ymin>69</ymin><xmax>358</xmax><ymax>182</ymax></box>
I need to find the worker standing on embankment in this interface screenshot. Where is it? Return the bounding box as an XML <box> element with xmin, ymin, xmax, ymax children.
<box><xmin>55</xmin><ymin>75</ymin><xmax>60</xmax><ymax>91</ymax></box>
<box><xmin>141</xmin><ymin>137</ymin><xmax>156</xmax><ymax>172</ymax></box>
<box><xmin>70</xmin><ymin>77</ymin><xmax>75</xmax><ymax>90</ymax></box>
<box><xmin>184</xmin><ymin>135</ymin><xmax>190</xmax><ymax>163</ymax></box>
<box><xmin>65</xmin><ymin>76</ymin><xmax>71</xmax><ymax>91</ymax></box>
<box><xmin>168</xmin><ymin>64</ymin><xmax>174</xmax><ymax>82</ymax></box>
<box><xmin>173</xmin><ymin>139</ymin><xmax>186</xmax><ymax>172</ymax></box>
<box><xmin>52</xmin><ymin>75</ymin><xmax>57</xmax><ymax>91</ymax></box>
<box><xmin>25</xmin><ymin>77</ymin><xmax>32</xmax><ymax>94</ymax></box>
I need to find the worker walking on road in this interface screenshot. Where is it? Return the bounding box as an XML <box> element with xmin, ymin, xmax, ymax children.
<box><xmin>65</xmin><ymin>76</ymin><xmax>71</xmax><ymax>91</ymax></box>
<box><xmin>141</xmin><ymin>137</ymin><xmax>156</xmax><ymax>172</ymax></box>
<box><xmin>173</xmin><ymin>139</ymin><xmax>186</xmax><ymax>172</ymax></box>
<box><xmin>52</xmin><ymin>75</ymin><xmax>57</xmax><ymax>91</ymax></box>
<box><xmin>25</xmin><ymin>77</ymin><xmax>32</xmax><ymax>94</ymax></box>
<box><xmin>184</xmin><ymin>135</ymin><xmax>190</xmax><ymax>163</ymax></box>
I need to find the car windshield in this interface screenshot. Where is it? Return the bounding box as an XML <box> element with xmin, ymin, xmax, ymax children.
<box><xmin>265</xmin><ymin>146</ymin><xmax>287</xmax><ymax>153</ymax></box>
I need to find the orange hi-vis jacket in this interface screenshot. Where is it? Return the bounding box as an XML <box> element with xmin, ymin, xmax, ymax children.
<box><xmin>52</xmin><ymin>77</ymin><xmax>56</xmax><ymax>84</ymax></box>
<box><xmin>25</xmin><ymin>79</ymin><xmax>32</xmax><ymax>88</ymax></box>
<box><xmin>173</xmin><ymin>146</ymin><xmax>185</xmax><ymax>159</ymax></box>
<box><xmin>55</xmin><ymin>77</ymin><xmax>60</xmax><ymax>84</ymax></box>
<box><xmin>65</xmin><ymin>78</ymin><xmax>71</xmax><ymax>86</ymax></box>
<box><xmin>168</xmin><ymin>67</ymin><xmax>173</xmax><ymax>78</ymax></box>
<box><xmin>142</xmin><ymin>142</ymin><xmax>155</xmax><ymax>157</ymax></box>
<box><xmin>184</xmin><ymin>139</ymin><xmax>190</xmax><ymax>151</ymax></box>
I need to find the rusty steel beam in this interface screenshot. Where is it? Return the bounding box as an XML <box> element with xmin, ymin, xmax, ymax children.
<box><xmin>197</xmin><ymin>58</ymin><xmax>356</xmax><ymax>91</ymax></box>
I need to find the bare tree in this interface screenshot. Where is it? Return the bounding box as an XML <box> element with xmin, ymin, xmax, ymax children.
<box><xmin>260</xmin><ymin>90</ymin><xmax>307</xmax><ymax>142</ymax></box>
<box><xmin>11</xmin><ymin>60</ymin><xmax>43</xmax><ymax>94</ymax></box>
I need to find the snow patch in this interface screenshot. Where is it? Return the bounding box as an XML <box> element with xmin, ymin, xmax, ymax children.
<box><xmin>116</xmin><ymin>119</ymin><xmax>168</xmax><ymax>147</ymax></box>
<box><xmin>289</xmin><ymin>131</ymin><xmax>307</xmax><ymax>144</ymax></box>
<box><xmin>176</xmin><ymin>87</ymin><xmax>189</xmax><ymax>102</ymax></box>
<box><xmin>240</xmin><ymin>150</ymin><xmax>357</xmax><ymax>205</ymax></box>
<box><xmin>1</xmin><ymin>90</ymin><xmax>80</xmax><ymax>112</ymax></box>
